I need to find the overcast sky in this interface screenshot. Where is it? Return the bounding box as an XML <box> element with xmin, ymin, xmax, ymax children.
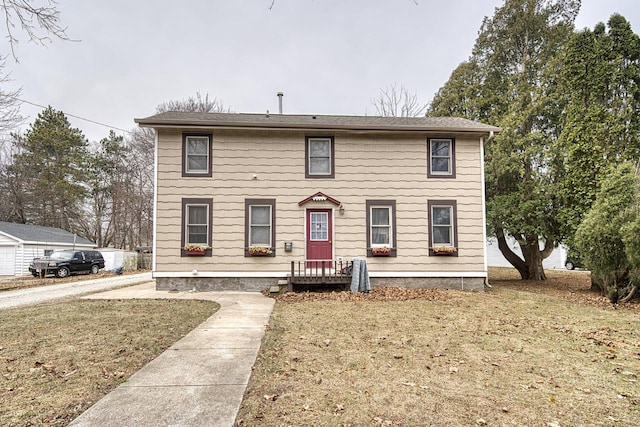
<box><xmin>2</xmin><ymin>0</ymin><xmax>639</xmax><ymax>143</ymax></box>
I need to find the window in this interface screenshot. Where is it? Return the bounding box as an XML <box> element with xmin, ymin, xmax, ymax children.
<box><xmin>310</xmin><ymin>212</ymin><xmax>328</xmax><ymax>240</ymax></box>
<box><xmin>306</xmin><ymin>136</ymin><xmax>334</xmax><ymax>178</ymax></box>
<box><xmin>366</xmin><ymin>200</ymin><xmax>397</xmax><ymax>257</ymax></box>
<box><xmin>245</xmin><ymin>199</ymin><xmax>276</xmax><ymax>256</ymax></box>
<box><xmin>427</xmin><ymin>138</ymin><xmax>456</xmax><ymax>178</ymax></box>
<box><xmin>181</xmin><ymin>198</ymin><xmax>213</xmax><ymax>256</ymax></box>
<box><xmin>182</xmin><ymin>133</ymin><xmax>213</xmax><ymax>177</ymax></box>
<box><xmin>428</xmin><ymin>200</ymin><xmax>458</xmax><ymax>256</ymax></box>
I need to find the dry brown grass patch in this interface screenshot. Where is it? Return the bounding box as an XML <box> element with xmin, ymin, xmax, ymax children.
<box><xmin>237</xmin><ymin>269</ymin><xmax>639</xmax><ymax>426</ymax></box>
<box><xmin>0</xmin><ymin>299</ymin><xmax>218</xmax><ymax>426</ymax></box>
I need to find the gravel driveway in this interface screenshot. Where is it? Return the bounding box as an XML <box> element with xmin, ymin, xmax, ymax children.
<box><xmin>0</xmin><ymin>273</ymin><xmax>153</xmax><ymax>310</ymax></box>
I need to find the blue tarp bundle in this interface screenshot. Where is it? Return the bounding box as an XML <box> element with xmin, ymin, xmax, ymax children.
<box><xmin>350</xmin><ymin>257</ymin><xmax>371</xmax><ymax>293</ymax></box>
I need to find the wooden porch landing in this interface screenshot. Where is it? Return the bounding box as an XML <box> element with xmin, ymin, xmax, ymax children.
<box><xmin>288</xmin><ymin>260</ymin><xmax>353</xmax><ymax>291</ymax></box>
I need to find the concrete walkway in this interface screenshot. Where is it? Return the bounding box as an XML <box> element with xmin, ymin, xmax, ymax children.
<box><xmin>69</xmin><ymin>282</ymin><xmax>275</xmax><ymax>427</ymax></box>
<box><xmin>0</xmin><ymin>272</ymin><xmax>153</xmax><ymax>310</ymax></box>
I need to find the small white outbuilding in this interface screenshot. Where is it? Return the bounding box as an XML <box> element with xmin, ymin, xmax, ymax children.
<box><xmin>0</xmin><ymin>221</ymin><xmax>95</xmax><ymax>277</ymax></box>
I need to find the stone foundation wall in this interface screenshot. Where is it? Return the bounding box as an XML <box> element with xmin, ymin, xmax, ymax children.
<box><xmin>156</xmin><ymin>275</ymin><xmax>486</xmax><ymax>292</ymax></box>
<box><xmin>156</xmin><ymin>277</ymin><xmax>279</xmax><ymax>292</ymax></box>
<box><xmin>370</xmin><ymin>276</ymin><xmax>485</xmax><ymax>291</ymax></box>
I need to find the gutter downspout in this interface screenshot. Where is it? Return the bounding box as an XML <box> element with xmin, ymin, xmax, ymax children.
<box><xmin>486</xmin><ymin>130</ymin><xmax>495</xmax><ymax>144</ymax></box>
<box><xmin>481</xmin><ymin>131</ymin><xmax>495</xmax><ymax>288</ymax></box>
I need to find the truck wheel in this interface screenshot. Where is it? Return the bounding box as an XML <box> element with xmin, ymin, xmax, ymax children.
<box><xmin>90</xmin><ymin>264</ymin><xmax>99</xmax><ymax>274</ymax></box>
<box><xmin>56</xmin><ymin>267</ymin><xmax>70</xmax><ymax>278</ymax></box>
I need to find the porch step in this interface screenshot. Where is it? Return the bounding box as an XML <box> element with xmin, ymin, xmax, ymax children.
<box><xmin>269</xmin><ymin>279</ymin><xmax>289</xmax><ymax>294</ymax></box>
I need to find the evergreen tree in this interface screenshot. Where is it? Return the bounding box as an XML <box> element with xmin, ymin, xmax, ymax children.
<box><xmin>429</xmin><ymin>0</ymin><xmax>579</xmax><ymax>280</ymax></box>
<box><xmin>10</xmin><ymin>106</ymin><xmax>88</xmax><ymax>230</ymax></box>
<box><xmin>575</xmin><ymin>163</ymin><xmax>639</xmax><ymax>302</ymax></box>
<box><xmin>558</xmin><ymin>14</ymin><xmax>640</xmax><ymax>242</ymax></box>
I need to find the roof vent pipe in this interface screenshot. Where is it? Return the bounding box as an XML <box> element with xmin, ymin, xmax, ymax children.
<box><xmin>277</xmin><ymin>92</ymin><xmax>283</xmax><ymax>114</ymax></box>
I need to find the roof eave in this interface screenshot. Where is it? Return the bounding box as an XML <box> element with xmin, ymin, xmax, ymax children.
<box><xmin>134</xmin><ymin>119</ymin><xmax>502</xmax><ymax>135</ymax></box>
<box><xmin>0</xmin><ymin>230</ymin><xmax>22</xmax><ymax>243</ymax></box>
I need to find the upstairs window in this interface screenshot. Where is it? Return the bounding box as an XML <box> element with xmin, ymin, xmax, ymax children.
<box><xmin>183</xmin><ymin>133</ymin><xmax>212</xmax><ymax>177</ymax></box>
<box><xmin>427</xmin><ymin>138</ymin><xmax>456</xmax><ymax>178</ymax></box>
<box><xmin>306</xmin><ymin>136</ymin><xmax>334</xmax><ymax>178</ymax></box>
<box><xmin>366</xmin><ymin>200</ymin><xmax>397</xmax><ymax>257</ymax></box>
<box><xmin>181</xmin><ymin>198</ymin><xmax>213</xmax><ymax>256</ymax></box>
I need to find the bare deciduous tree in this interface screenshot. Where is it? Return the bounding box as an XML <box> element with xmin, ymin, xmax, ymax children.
<box><xmin>371</xmin><ymin>84</ymin><xmax>427</xmax><ymax>117</ymax></box>
<box><xmin>155</xmin><ymin>91</ymin><xmax>232</xmax><ymax>114</ymax></box>
<box><xmin>0</xmin><ymin>57</ymin><xmax>21</xmax><ymax>132</ymax></box>
<box><xmin>1</xmin><ymin>0</ymin><xmax>70</xmax><ymax>61</ymax></box>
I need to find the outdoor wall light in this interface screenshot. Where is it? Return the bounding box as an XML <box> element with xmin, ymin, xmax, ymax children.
<box><xmin>339</xmin><ymin>204</ymin><xmax>345</xmax><ymax>215</ymax></box>
<box><xmin>252</xmin><ymin>174</ymin><xmax>257</xmax><ymax>180</ymax></box>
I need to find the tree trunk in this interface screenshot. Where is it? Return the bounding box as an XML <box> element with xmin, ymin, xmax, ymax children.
<box><xmin>590</xmin><ymin>275</ymin><xmax>604</xmax><ymax>293</ymax></box>
<box><xmin>520</xmin><ymin>236</ymin><xmax>547</xmax><ymax>281</ymax></box>
<box><xmin>496</xmin><ymin>228</ymin><xmax>528</xmax><ymax>279</ymax></box>
<box><xmin>495</xmin><ymin>228</ymin><xmax>548</xmax><ymax>280</ymax></box>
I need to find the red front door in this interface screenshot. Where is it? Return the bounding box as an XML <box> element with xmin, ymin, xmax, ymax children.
<box><xmin>306</xmin><ymin>209</ymin><xmax>332</xmax><ymax>268</ymax></box>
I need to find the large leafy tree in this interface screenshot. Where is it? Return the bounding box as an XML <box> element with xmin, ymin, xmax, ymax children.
<box><xmin>557</xmin><ymin>14</ymin><xmax>640</xmax><ymax>242</ymax></box>
<box><xmin>9</xmin><ymin>106</ymin><xmax>88</xmax><ymax>230</ymax></box>
<box><xmin>429</xmin><ymin>0</ymin><xmax>579</xmax><ymax>280</ymax></box>
<box><xmin>574</xmin><ymin>163</ymin><xmax>639</xmax><ymax>302</ymax></box>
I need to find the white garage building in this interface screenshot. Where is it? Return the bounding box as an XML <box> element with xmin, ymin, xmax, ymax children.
<box><xmin>0</xmin><ymin>221</ymin><xmax>95</xmax><ymax>277</ymax></box>
<box><xmin>486</xmin><ymin>236</ymin><xmax>568</xmax><ymax>270</ymax></box>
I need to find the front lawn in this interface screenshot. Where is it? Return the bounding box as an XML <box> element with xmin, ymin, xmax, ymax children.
<box><xmin>0</xmin><ymin>299</ymin><xmax>218</xmax><ymax>426</ymax></box>
<box><xmin>236</xmin><ymin>268</ymin><xmax>639</xmax><ymax>426</ymax></box>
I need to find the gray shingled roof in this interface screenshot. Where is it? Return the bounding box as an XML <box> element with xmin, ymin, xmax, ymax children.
<box><xmin>0</xmin><ymin>221</ymin><xmax>95</xmax><ymax>245</ymax></box>
<box><xmin>135</xmin><ymin>112</ymin><xmax>501</xmax><ymax>134</ymax></box>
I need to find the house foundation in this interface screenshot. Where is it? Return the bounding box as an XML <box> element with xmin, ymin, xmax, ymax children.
<box><xmin>155</xmin><ymin>275</ymin><xmax>485</xmax><ymax>292</ymax></box>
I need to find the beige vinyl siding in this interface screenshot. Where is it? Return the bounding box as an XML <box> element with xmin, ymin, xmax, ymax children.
<box><xmin>155</xmin><ymin>129</ymin><xmax>485</xmax><ymax>274</ymax></box>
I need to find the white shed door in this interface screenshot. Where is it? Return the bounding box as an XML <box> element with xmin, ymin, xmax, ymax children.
<box><xmin>0</xmin><ymin>246</ymin><xmax>16</xmax><ymax>275</ymax></box>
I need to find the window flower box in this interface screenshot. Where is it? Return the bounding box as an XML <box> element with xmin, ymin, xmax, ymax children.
<box><xmin>431</xmin><ymin>245</ymin><xmax>457</xmax><ymax>255</ymax></box>
<box><xmin>249</xmin><ymin>246</ymin><xmax>273</xmax><ymax>256</ymax></box>
<box><xmin>183</xmin><ymin>244</ymin><xmax>209</xmax><ymax>255</ymax></box>
<box><xmin>371</xmin><ymin>246</ymin><xmax>392</xmax><ymax>256</ymax></box>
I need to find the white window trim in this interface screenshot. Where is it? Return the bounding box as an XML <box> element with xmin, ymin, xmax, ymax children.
<box><xmin>186</xmin><ymin>203</ymin><xmax>209</xmax><ymax>245</ymax></box>
<box><xmin>307</xmin><ymin>137</ymin><xmax>332</xmax><ymax>176</ymax></box>
<box><xmin>309</xmin><ymin>211</ymin><xmax>329</xmax><ymax>241</ymax></box>
<box><xmin>430</xmin><ymin>204</ymin><xmax>454</xmax><ymax>247</ymax></box>
<box><xmin>185</xmin><ymin>135</ymin><xmax>210</xmax><ymax>174</ymax></box>
<box><xmin>370</xmin><ymin>205</ymin><xmax>393</xmax><ymax>247</ymax></box>
<box><xmin>430</xmin><ymin>138</ymin><xmax>453</xmax><ymax>176</ymax></box>
<box><xmin>249</xmin><ymin>205</ymin><xmax>272</xmax><ymax>247</ymax></box>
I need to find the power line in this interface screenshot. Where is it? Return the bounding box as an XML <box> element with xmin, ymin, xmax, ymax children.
<box><xmin>17</xmin><ymin>98</ymin><xmax>133</xmax><ymax>134</ymax></box>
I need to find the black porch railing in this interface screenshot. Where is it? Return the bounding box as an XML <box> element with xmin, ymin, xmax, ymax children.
<box><xmin>289</xmin><ymin>260</ymin><xmax>353</xmax><ymax>289</ymax></box>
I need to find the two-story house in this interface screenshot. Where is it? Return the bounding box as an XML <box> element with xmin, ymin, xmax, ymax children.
<box><xmin>135</xmin><ymin>112</ymin><xmax>500</xmax><ymax>292</ymax></box>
